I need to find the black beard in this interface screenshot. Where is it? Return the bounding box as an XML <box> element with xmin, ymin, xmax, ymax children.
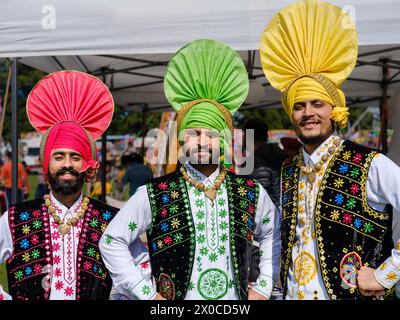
<box><xmin>294</xmin><ymin>120</ymin><xmax>335</xmax><ymax>148</ymax></box>
<box><xmin>47</xmin><ymin>167</ymin><xmax>84</xmax><ymax>196</ymax></box>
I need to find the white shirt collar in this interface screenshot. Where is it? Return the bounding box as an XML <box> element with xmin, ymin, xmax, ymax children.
<box><xmin>302</xmin><ymin>134</ymin><xmax>341</xmax><ymax>166</ymax></box>
<box><xmin>49</xmin><ymin>191</ymin><xmax>83</xmax><ymax>219</ymax></box>
<box><xmin>184</xmin><ymin>163</ymin><xmax>220</xmax><ymax>187</ymax></box>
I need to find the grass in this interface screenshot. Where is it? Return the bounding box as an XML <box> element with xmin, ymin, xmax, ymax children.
<box><xmin>0</xmin><ymin>263</ymin><xmax>7</xmax><ymax>292</ymax></box>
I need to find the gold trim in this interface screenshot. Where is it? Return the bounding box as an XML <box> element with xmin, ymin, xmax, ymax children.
<box><xmin>282</xmin><ymin>73</ymin><xmax>343</xmax><ymax>109</ymax></box>
<box><xmin>176</xmin><ymin>98</ymin><xmax>233</xmax><ymax>131</ymax></box>
<box><xmin>314</xmin><ymin>143</ymin><xmax>384</xmax><ymax>299</ymax></box>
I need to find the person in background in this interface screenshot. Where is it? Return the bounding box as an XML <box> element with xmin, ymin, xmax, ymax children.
<box><xmin>121</xmin><ymin>153</ymin><xmax>153</xmax><ymax>196</ymax></box>
<box><xmin>0</xmin><ymin>151</ymin><xmax>28</xmax><ymax>209</ymax></box>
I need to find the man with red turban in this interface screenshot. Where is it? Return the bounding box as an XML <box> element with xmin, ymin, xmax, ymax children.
<box><xmin>0</xmin><ymin>70</ymin><xmax>132</xmax><ymax>300</ymax></box>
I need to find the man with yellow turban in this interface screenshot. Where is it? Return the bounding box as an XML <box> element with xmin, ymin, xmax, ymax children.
<box><xmin>100</xmin><ymin>39</ymin><xmax>281</xmax><ymax>300</ymax></box>
<box><xmin>260</xmin><ymin>0</ymin><xmax>400</xmax><ymax>300</ymax></box>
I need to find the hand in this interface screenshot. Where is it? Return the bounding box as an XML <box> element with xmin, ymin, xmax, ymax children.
<box><xmin>248</xmin><ymin>287</ymin><xmax>268</xmax><ymax>300</ymax></box>
<box><xmin>357</xmin><ymin>266</ymin><xmax>385</xmax><ymax>297</ymax></box>
<box><xmin>153</xmin><ymin>293</ymin><xmax>167</xmax><ymax>300</ymax></box>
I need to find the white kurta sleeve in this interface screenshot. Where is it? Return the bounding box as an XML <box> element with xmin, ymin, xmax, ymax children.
<box><xmin>251</xmin><ymin>185</ymin><xmax>281</xmax><ymax>298</ymax></box>
<box><xmin>99</xmin><ymin>185</ymin><xmax>156</xmax><ymax>300</ymax></box>
<box><xmin>365</xmin><ymin>154</ymin><xmax>400</xmax><ymax>288</ymax></box>
<box><xmin>0</xmin><ymin>212</ymin><xmax>13</xmax><ymax>300</ymax></box>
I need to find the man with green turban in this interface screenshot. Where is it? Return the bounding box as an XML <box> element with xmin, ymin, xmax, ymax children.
<box><xmin>99</xmin><ymin>39</ymin><xmax>281</xmax><ymax>300</ymax></box>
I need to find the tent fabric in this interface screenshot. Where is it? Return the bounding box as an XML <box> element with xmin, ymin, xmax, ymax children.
<box><xmin>1</xmin><ymin>0</ymin><xmax>400</xmax><ymax>58</ymax></box>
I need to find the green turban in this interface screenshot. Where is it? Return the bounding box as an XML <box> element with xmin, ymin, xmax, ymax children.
<box><xmin>164</xmin><ymin>39</ymin><xmax>249</xmax><ymax>134</ymax></box>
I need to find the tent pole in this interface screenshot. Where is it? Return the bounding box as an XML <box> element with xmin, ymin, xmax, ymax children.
<box><xmin>11</xmin><ymin>58</ymin><xmax>18</xmax><ymax>204</ymax></box>
<box><xmin>100</xmin><ymin>69</ymin><xmax>108</xmax><ymax>202</ymax></box>
<box><xmin>379</xmin><ymin>59</ymin><xmax>389</xmax><ymax>154</ymax></box>
<box><xmin>100</xmin><ymin>129</ymin><xmax>107</xmax><ymax>202</ymax></box>
<box><xmin>141</xmin><ymin>105</ymin><xmax>147</xmax><ymax>158</ymax></box>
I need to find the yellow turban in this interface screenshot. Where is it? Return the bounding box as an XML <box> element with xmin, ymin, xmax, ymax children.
<box><xmin>260</xmin><ymin>0</ymin><xmax>357</xmax><ymax>129</ymax></box>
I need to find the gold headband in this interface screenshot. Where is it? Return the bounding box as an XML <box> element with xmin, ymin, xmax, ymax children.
<box><xmin>281</xmin><ymin>73</ymin><xmax>344</xmax><ymax>109</ymax></box>
<box><xmin>176</xmin><ymin>98</ymin><xmax>233</xmax><ymax>131</ymax></box>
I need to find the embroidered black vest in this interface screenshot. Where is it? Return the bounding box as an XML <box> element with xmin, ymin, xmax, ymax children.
<box><xmin>146</xmin><ymin>170</ymin><xmax>259</xmax><ymax>300</ymax></box>
<box><xmin>280</xmin><ymin>140</ymin><xmax>394</xmax><ymax>300</ymax></box>
<box><xmin>6</xmin><ymin>197</ymin><xmax>119</xmax><ymax>300</ymax></box>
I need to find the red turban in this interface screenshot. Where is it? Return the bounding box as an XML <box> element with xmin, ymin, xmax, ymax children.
<box><xmin>42</xmin><ymin>121</ymin><xmax>98</xmax><ymax>179</ymax></box>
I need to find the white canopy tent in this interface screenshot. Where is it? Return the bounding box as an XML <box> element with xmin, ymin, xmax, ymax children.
<box><xmin>2</xmin><ymin>0</ymin><xmax>400</xmax><ymax>202</ymax></box>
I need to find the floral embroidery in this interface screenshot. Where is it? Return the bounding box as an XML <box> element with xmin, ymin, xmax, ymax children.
<box><xmin>20</xmin><ymin>238</ymin><xmax>30</xmax><ymax>250</ymax></box>
<box><xmin>363</xmin><ymin>222</ymin><xmax>374</xmax><ymax>233</ymax></box>
<box><xmin>342</xmin><ymin>151</ymin><xmax>351</xmax><ymax>161</ymax></box>
<box><xmin>32</xmin><ymin>220</ymin><xmax>42</xmax><ymax>229</ymax></box>
<box><xmin>142</xmin><ymin>284</ymin><xmax>152</xmax><ymax>295</ymax></box>
<box><xmin>105</xmin><ymin>235</ymin><xmax>113</xmax><ymax>245</ymax></box>
<box><xmin>128</xmin><ymin>221</ymin><xmax>138</xmax><ymax>231</ymax></box>
<box><xmin>338</xmin><ymin>164</ymin><xmax>349</xmax><ymax>174</ymax></box>
<box><xmin>342</xmin><ymin>213</ymin><xmax>353</xmax><ymax>224</ymax></box>
<box><xmin>346</xmin><ymin>198</ymin><xmax>356</xmax><ymax>210</ymax></box>
<box><xmin>262</xmin><ymin>217</ymin><xmax>270</xmax><ymax>225</ymax></box>
<box><xmin>352</xmin><ymin>153</ymin><xmax>362</xmax><ymax>164</ymax></box>
<box><xmin>174</xmin><ymin>233</ymin><xmax>183</xmax><ymax>243</ymax></box>
<box><xmin>15</xmin><ymin>270</ymin><xmax>24</xmax><ymax>280</ymax></box>
<box><xmin>164</xmin><ymin>236</ymin><xmax>173</xmax><ymax>246</ymax></box>
<box><xmin>386</xmin><ymin>272</ymin><xmax>397</xmax><ymax>282</ymax></box>
<box><xmin>333</xmin><ymin>178</ymin><xmax>344</xmax><ymax>189</ymax></box>
<box><xmin>22</xmin><ymin>224</ymin><xmax>30</xmax><ymax>235</ymax></box>
<box><xmin>353</xmin><ymin>218</ymin><xmax>363</xmax><ymax>230</ymax></box>
<box><xmin>259</xmin><ymin>279</ymin><xmax>267</xmax><ymax>288</ymax></box>
<box><xmin>330</xmin><ymin>210</ymin><xmax>340</xmax><ymax>220</ymax></box>
<box><xmin>197</xmin><ymin>234</ymin><xmax>206</xmax><ymax>244</ymax></box>
<box><xmin>160</xmin><ymin>222</ymin><xmax>169</xmax><ymax>233</ymax></box>
<box><xmin>349</xmin><ymin>168</ymin><xmax>360</xmax><ymax>179</ymax></box>
<box><xmin>162</xmin><ymin>194</ymin><xmax>170</xmax><ymax>204</ymax></box>
<box><xmin>169</xmin><ymin>204</ymin><xmax>179</xmax><ymax>215</ymax></box>
<box><xmin>31</xmin><ymin>249</ymin><xmax>40</xmax><ymax>260</ymax></box>
<box><xmin>25</xmin><ymin>266</ymin><xmax>32</xmax><ymax>276</ymax></box>
<box><xmin>334</xmin><ymin>193</ymin><xmax>344</xmax><ymax>205</ymax></box>
<box><xmin>349</xmin><ymin>183</ymin><xmax>359</xmax><ymax>195</ymax></box>
<box><xmin>196</xmin><ymin>210</ymin><xmax>205</xmax><ymax>219</ymax></box>
<box><xmin>237</xmin><ymin>186</ymin><xmax>247</xmax><ymax>197</ymax></box>
<box><xmin>22</xmin><ymin>252</ymin><xmax>30</xmax><ymax>263</ymax></box>
<box><xmin>102</xmin><ymin>211</ymin><xmax>112</xmax><ymax>221</ymax></box>
<box><xmin>20</xmin><ymin>211</ymin><xmax>30</xmax><ymax>221</ymax></box>
<box><xmin>32</xmin><ymin>210</ymin><xmax>41</xmax><ymax>218</ymax></box>
<box><xmin>246</xmin><ymin>179</ymin><xmax>255</xmax><ymax>187</ymax></box>
<box><xmin>159</xmin><ymin>182</ymin><xmax>168</xmax><ymax>190</ymax></box>
<box><xmin>195</xmin><ymin>199</ymin><xmax>205</xmax><ymax>208</ymax></box>
<box><xmin>200</xmin><ymin>247</ymin><xmax>209</xmax><ymax>256</ymax></box>
<box><xmin>170</xmin><ymin>190</ymin><xmax>179</xmax><ymax>199</ymax></box>
<box><xmin>87</xmin><ymin>247</ymin><xmax>96</xmax><ymax>257</ymax></box>
<box><xmin>89</xmin><ymin>219</ymin><xmax>98</xmax><ymax>228</ymax></box>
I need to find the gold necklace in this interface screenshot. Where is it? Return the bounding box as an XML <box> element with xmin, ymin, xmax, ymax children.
<box><xmin>180</xmin><ymin>165</ymin><xmax>228</xmax><ymax>202</ymax></box>
<box><xmin>44</xmin><ymin>194</ymin><xmax>90</xmax><ymax>235</ymax></box>
<box><xmin>298</xmin><ymin>137</ymin><xmax>341</xmax><ymax>183</ymax></box>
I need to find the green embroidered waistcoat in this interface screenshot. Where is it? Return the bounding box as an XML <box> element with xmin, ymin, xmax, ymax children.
<box><xmin>146</xmin><ymin>170</ymin><xmax>259</xmax><ymax>300</ymax></box>
<box><xmin>280</xmin><ymin>140</ymin><xmax>394</xmax><ymax>300</ymax></box>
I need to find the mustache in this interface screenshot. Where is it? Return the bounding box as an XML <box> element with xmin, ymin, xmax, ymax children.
<box><xmin>300</xmin><ymin>117</ymin><xmax>320</xmax><ymax>126</ymax></box>
<box><xmin>56</xmin><ymin>167</ymin><xmax>80</xmax><ymax>177</ymax></box>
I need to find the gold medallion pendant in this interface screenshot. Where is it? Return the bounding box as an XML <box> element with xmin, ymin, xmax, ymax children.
<box><xmin>59</xmin><ymin>224</ymin><xmax>71</xmax><ymax>235</ymax></box>
<box><xmin>307</xmin><ymin>172</ymin><xmax>316</xmax><ymax>183</ymax></box>
<box><xmin>204</xmin><ymin>189</ymin><xmax>217</xmax><ymax>201</ymax></box>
